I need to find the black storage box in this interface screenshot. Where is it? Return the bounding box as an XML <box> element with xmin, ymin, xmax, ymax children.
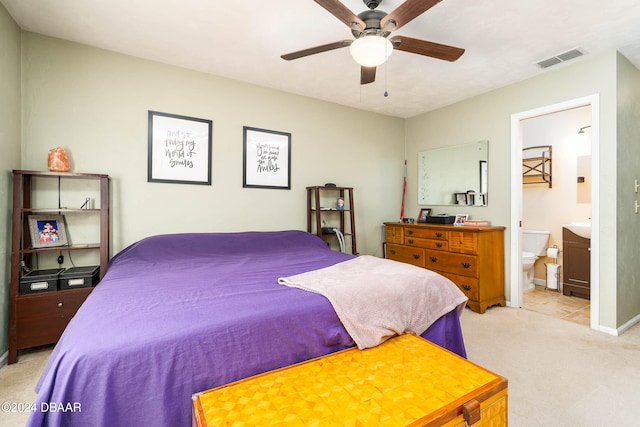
<box><xmin>60</xmin><ymin>266</ymin><xmax>100</xmax><ymax>290</ymax></box>
<box><xmin>19</xmin><ymin>268</ymin><xmax>64</xmax><ymax>294</ymax></box>
<box><xmin>425</xmin><ymin>214</ymin><xmax>456</xmax><ymax>224</ymax></box>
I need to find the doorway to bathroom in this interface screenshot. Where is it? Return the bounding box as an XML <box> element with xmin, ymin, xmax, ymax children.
<box><xmin>510</xmin><ymin>95</ymin><xmax>600</xmax><ymax>330</ymax></box>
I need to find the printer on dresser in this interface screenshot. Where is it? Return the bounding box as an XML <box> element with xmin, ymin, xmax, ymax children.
<box><xmin>384</xmin><ymin>222</ymin><xmax>506</xmax><ymax>314</ymax></box>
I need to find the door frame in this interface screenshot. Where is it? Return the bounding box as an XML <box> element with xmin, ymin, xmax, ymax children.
<box><xmin>510</xmin><ymin>94</ymin><xmax>600</xmax><ymax>330</ymax></box>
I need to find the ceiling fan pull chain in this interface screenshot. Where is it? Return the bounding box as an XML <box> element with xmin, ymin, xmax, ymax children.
<box><xmin>384</xmin><ymin>40</ymin><xmax>389</xmax><ymax>97</ymax></box>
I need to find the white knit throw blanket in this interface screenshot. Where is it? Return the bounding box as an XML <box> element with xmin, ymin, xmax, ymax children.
<box><xmin>278</xmin><ymin>255</ymin><xmax>467</xmax><ymax>349</ymax></box>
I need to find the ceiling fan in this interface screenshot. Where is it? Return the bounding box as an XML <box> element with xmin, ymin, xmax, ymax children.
<box><xmin>281</xmin><ymin>0</ymin><xmax>465</xmax><ymax>85</ymax></box>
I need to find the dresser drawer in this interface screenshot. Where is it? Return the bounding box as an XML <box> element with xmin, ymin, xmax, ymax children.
<box><xmin>440</xmin><ymin>272</ymin><xmax>480</xmax><ymax>302</ymax></box>
<box><xmin>404</xmin><ymin>236</ymin><xmax>449</xmax><ymax>251</ymax></box>
<box><xmin>404</xmin><ymin>227</ymin><xmax>448</xmax><ymax>240</ymax></box>
<box><xmin>424</xmin><ymin>250</ymin><xmax>478</xmax><ymax>278</ymax></box>
<box><xmin>449</xmin><ymin>231</ymin><xmax>478</xmax><ymax>254</ymax></box>
<box><xmin>15</xmin><ymin>288</ymin><xmax>91</xmax><ymax>349</ymax></box>
<box><xmin>386</xmin><ymin>244</ymin><xmax>425</xmax><ymax>267</ymax></box>
<box><xmin>385</xmin><ymin>225</ymin><xmax>403</xmax><ymax>245</ymax></box>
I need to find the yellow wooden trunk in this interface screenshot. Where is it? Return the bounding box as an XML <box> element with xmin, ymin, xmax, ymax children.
<box><xmin>192</xmin><ymin>334</ymin><xmax>507</xmax><ymax>426</ymax></box>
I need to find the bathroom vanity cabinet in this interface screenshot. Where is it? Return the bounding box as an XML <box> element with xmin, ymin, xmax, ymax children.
<box><xmin>562</xmin><ymin>228</ymin><xmax>591</xmax><ymax>299</ymax></box>
<box><xmin>384</xmin><ymin>222</ymin><xmax>506</xmax><ymax>314</ymax></box>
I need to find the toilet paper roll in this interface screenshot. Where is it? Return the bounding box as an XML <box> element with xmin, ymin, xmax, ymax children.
<box><xmin>546</xmin><ymin>247</ymin><xmax>559</xmax><ymax>258</ymax></box>
<box><xmin>546</xmin><ymin>263</ymin><xmax>560</xmax><ymax>290</ymax></box>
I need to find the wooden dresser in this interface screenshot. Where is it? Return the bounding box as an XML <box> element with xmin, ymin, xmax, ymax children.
<box><xmin>384</xmin><ymin>222</ymin><xmax>506</xmax><ymax>314</ymax></box>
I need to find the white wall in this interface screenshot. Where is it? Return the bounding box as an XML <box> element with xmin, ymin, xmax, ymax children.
<box><xmin>0</xmin><ymin>3</ymin><xmax>22</xmax><ymax>358</ymax></box>
<box><xmin>20</xmin><ymin>32</ymin><xmax>405</xmax><ymax>259</ymax></box>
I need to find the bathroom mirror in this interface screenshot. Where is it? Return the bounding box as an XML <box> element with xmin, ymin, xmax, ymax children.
<box><xmin>418</xmin><ymin>140</ymin><xmax>489</xmax><ymax>206</ymax></box>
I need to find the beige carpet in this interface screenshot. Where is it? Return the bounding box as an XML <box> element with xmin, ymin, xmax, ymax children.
<box><xmin>1</xmin><ymin>306</ymin><xmax>639</xmax><ymax>426</ymax></box>
<box><xmin>461</xmin><ymin>307</ymin><xmax>640</xmax><ymax>427</ymax></box>
<box><xmin>0</xmin><ymin>344</ymin><xmax>50</xmax><ymax>427</ymax></box>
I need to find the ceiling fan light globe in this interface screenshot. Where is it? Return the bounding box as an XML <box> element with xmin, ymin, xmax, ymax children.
<box><xmin>349</xmin><ymin>36</ymin><xmax>393</xmax><ymax>67</ymax></box>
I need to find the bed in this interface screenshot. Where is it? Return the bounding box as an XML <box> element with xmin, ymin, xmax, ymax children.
<box><xmin>27</xmin><ymin>230</ymin><xmax>466</xmax><ymax>427</ymax></box>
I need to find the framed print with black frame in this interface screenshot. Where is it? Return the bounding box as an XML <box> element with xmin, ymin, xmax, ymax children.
<box><xmin>243</xmin><ymin>126</ymin><xmax>291</xmax><ymax>189</ymax></box>
<box><xmin>148</xmin><ymin>110</ymin><xmax>213</xmax><ymax>185</ymax></box>
<box><xmin>28</xmin><ymin>215</ymin><xmax>68</xmax><ymax>248</ymax></box>
<box><xmin>417</xmin><ymin>208</ymin><xmax>432</xmax><ymax>223</ymax></box>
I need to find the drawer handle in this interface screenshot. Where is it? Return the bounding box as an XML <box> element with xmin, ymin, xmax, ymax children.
<box><xmin>407</xmin><ymin>230</ymin><xmax>414</xmax><ymax>235</ymax></box>
<box><xmin>461</xmin><ymin>262</ymin><xmax>471</xmax><ymax>269</ymax></box>
<box><xmin>389</xmin><ymin>249</ymin><xmax>396</xmax><ymax>255</ymax></box>
<box><xmin>413</xmin><ymin>254</ymin><xmax>421</xmax><ymax>260</ymax></box>
<box><xmin>435</xmin><ymin>232</ymin><xmax>443</xmax><ymax>238</ymax></box>
<box><xmin>462</xmin><ymin>285</ymin><xmax>472</xmax><ymax>291</ymax></box>
<box><xmin>429</xmin><ymin>256</ymin><xmax>437</xmax><ymax>263</ymax></box>
<box><xmin>436</xmin><ymin>243</ymin><xmax>443</xmax><ymax>248</ymax></box>
<box><xmin>408</xmin><ymin>239</ymin><xmax>414</xmax><ymax>244</ymax></box>
<box><xmin>57</xmin><ymin>302</ymin><xmax>63</xmax><ymax>308</ymax></box>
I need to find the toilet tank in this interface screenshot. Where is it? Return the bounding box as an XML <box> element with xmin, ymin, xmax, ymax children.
<box><xmin>522</xmin><ymin>229</ymin><xmax>550</xmax><ymax>256</ymax></box>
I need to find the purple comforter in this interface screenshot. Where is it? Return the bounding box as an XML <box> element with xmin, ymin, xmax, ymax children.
<box><xmin>27</xmin><ymin>230</ymin><xmax>465</xmax><ymax>427</ymax></box>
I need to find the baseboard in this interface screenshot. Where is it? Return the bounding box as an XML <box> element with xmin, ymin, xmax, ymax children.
<box><xmin>0</xmin><ymin>350</ymin><xmax>7</xmax><ymax>368</ymax></box>
<box><xmin>593</xmin><ymin>313</ymin><xmax>640</xmax><ymax>336</ymax></box>
<box><xmin>615</xmin><ymin>313</ymin><xmax>640</xmax><ymax>336</ymax></box>
<box><xmin>533</xmin><ymin>278</ymin><xmax>563</xmax><ymax>291</ymax></box>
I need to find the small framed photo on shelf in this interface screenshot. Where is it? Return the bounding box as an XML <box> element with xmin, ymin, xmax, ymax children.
<box><xmin>28</xmin><ymin>215</ymin><xmax>68</xmax><ymax>248</ymax></box>
<box><xmin>336</xmin><ymin>197</ymin><xmax>345</xmax><ymax>210</ymax></box>
<box><xmin>417</xmin><ymin>208</ymin><xmax>432</xmax><ymax>223</ymax></box>
<box><xmin>453</xmin><ymin>214</ymin><xmax>468</xmax><ymax>226</ymax></box>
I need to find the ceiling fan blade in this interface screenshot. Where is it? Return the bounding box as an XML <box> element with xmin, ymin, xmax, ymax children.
<box><xmin>314</xmin><ymin>0</ymin><xmax>366</xmax><ymax>31</ymax></box>
<box><xmin>361</xmin><ymin>66</ymin><xmax>376</xmax><ymax>85</ymax></box>
<box><xmin>381</xmin><ymin>0</ymin><xmax>443</xmax><ymax>32</ymax></box>
<box><xmin>391</xmin><ymin>35</ymin><xmax>464</xmax><ymax>61</ymax></box>
<box><xmin>281</xmin><ymin>40</ymin><xmax>352</xmax><ymax>61</ymax></box>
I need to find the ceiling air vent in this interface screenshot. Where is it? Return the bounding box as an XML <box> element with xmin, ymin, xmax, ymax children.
<box><xmin>536</xmin><ymin>48</ymin><xmax>585</xmax><ymax>69</ymax></box>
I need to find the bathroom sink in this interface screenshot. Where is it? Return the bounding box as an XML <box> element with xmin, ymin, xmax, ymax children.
<box><xmin>562</xmin><ymin>223</ymin><xmax>591</xmax><ymax>239</ymax></box>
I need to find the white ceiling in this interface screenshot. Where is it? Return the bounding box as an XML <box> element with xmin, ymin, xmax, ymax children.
<box><xmin>3</xmin><ymin>0</ymin><xmax>640</xmax><ymax>118</ymax></box>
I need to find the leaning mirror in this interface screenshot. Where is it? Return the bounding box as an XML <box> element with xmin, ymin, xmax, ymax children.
<box><xmin>418</xmin><ymin>140</ymin><xmax>488</xmax><ymax>206</ymax></box>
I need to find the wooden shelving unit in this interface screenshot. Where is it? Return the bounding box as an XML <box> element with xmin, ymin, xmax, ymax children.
<box><xmin>7</xmin><ymin>170</ymin><xmax>110</xmax><ymax>364</ymax></box>
<box><xmin>307</xmin><ymin>186</ymin><xmax>357</xmax><ymax>255</ymax></box>
<box><xmin>523</xmin><ymin>145</ymin><xmax>552</xmax><ymax>188</ymax></box>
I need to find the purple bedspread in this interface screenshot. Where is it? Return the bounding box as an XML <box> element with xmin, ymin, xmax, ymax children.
<box><xmin>27</xmin><ymin>230</ymin><xmax>465</xmax><ymax>427</ymax></box>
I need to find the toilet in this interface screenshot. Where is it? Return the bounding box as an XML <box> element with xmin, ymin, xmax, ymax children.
<box><xmin>522</xmin><ymin>229</ymin><xmax>551</xmax><ymax>289</ymax></box>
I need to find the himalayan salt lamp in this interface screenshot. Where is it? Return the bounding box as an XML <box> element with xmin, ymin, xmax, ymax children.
<box><xmin>48</xmin><ymin>147</ymin><xmax>70</xmax><ymax>172</ymax></box>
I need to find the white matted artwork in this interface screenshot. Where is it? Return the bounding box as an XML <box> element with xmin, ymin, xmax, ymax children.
<box><xmin>148</xmin><ymin>111</ymin><xmax>213</xmax><ymax>185</ymax></box>
<box><xmin>243</xmin><ymin>126</ymin><xmax>291</xmax><ymax>189</ymax></box>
